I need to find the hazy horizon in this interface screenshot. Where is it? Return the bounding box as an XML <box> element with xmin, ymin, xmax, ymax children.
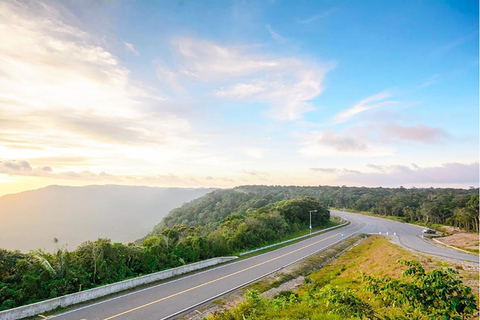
<box><xmin>0</xmin><ymin>184</ymin><xmax>215</xmax><ymax>252</ymax></box>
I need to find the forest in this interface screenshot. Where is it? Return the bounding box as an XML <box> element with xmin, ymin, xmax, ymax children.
<box><xmin>151</xmin><ymin>185</ymin><xmax>479</xmax><ymax>235</ymax></box>
<box><xmin>1</xmin><ymin>184</ymin><xmax>478</xmax><ymax>311</ymax></box>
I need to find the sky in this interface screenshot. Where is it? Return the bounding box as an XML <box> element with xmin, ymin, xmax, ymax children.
<box><xmin>0</xmin><ymin>0</ymin><xmax>478</xmax><ymax>196</ymax></box>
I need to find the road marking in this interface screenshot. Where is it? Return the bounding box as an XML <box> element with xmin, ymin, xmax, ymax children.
<box><xmin>99</xmin><ymin>229</ymin><xmax>347</xmax><ymax>320</ymax></box>
<box><xmin>38</xmin><ymin>315</ymin><xmax>48</xmax><ymax>319</ymax></box>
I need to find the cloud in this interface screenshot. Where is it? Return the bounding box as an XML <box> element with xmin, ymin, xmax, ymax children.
<box><xmin>1</xmin><ymin>160</ymin><xmax>33</xmax><ymax>173</ymax></box>
<box><xmin>297</xmin><ymin>7</ymin><xmax>338</xmax><ymax>24</ymax></box>
<box><xmin>310</xmin><ymin>167</ymin><xmax>361</xmax><ymax>175</ymax></box>
<box><xmin>124</xmin><ymin>42</ymin><xmax>139</xmax><ymax>54</ymax></box>
<box><xmin>238</xmin><ymin>147</ymin><xmax>268</xmax><ymax>159</ymax></box>
<box><xmin>298</xmin><ymin>128</ymin><xmax>394</xmax><ymax>157</ymax></box>
<box><xmin>430</xmin><ymin>30</ymin><xmax>478</xmax><ymax>57</ymax></box>
<box><xmin>242</xmin><ymin>169</ymin><xmax>270</xmax><ymax>180</ymax></box>
<box><xmin>0</xmin><ymin>159</ymin><xmax>120</xmax><ymax>181</ymax></box>
<box><xmin>0</xmin><ymin>2</ymin><xmax>199</xmax><ymax>167</ymax></box>
<box><xmin>266</xmin><ymin>25</ymin><xmax>287</xmax><ymax>42</ymax></box>
<box><xmin>366</xmin><ymin>164</ymin><xmax>387</xmax><ymax>172</ymax></box>
<box><xmin>337</xmin><ymin>162</ymin><xmax>479</xmax><ymax>187</ymax></box>
<box><xmin>155</xmin><ymin>60</ymin><xmax>186</xmax><ymax>94</ymax></box>
<box><xmin>216</xmin><ymin>83</ymin><xmax>266</xmax><ymax>98</ymax></box>
<box><xmin>173</xmin><ymin>37</ymin><xmax>332</xmax><ymax>120</ymax></box>
<box><xmin>333</xmin><ymin>92</ymin><xmax>397</xmax><ymax>124</ymax></box>
<box><xmin>417</xmin><ymin>74</ymin><xmax>440</xmax><ymax>89</ymax></box>
<box><xmin>173</xmin><ymin>37</ymin><xmax>279</xmax><ymax>80</ymax></box>
<box><xmin>381</xmin><ymin>124</ymin><xmax>449</xmax><ymax>144</ymax></box>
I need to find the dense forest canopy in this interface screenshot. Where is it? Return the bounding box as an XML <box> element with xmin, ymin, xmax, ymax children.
<box><xmin>150</xmin><ymin>185</ymin><xmax>479</xmax><ymax>236</ymax></box>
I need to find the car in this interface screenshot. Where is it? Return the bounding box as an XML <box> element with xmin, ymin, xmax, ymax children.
<box><xmin>423</xmin><ymin>228</ymin><xmax>436</xmax><ymax>234</ymax></box>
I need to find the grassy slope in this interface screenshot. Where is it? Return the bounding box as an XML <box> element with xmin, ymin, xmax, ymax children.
<box><xmin>206</xmin><ymin>235</ymin><xmax>479</xmax><ymax>320</ymax></box>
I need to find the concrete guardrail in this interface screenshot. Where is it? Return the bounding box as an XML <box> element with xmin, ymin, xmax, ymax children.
<box><xmin>0</xmin><ymin>256</ymin><xmax>237</xmax><ymax>320</ymax></box>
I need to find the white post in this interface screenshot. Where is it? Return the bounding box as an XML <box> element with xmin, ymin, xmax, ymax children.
<box><xmin>309</xmin><ymin>210</ymin><xmax>317</xmax><ymax>234</ymax></box>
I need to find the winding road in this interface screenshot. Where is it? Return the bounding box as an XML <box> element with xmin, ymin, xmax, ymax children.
<box><xmin>50</xmin><ymin>210</ymin><xmax>477</xmax><ymax>320</ymax></box>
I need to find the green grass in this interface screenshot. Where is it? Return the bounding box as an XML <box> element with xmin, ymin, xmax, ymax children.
<box><xmin>206</xmin><ymin>235</ymin><xmax>479</xmax><ymax>320</ymax></box>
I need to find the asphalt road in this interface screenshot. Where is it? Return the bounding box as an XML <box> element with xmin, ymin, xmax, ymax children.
<box><xmin>333</xmin><ymin>210</ymin><xmax>478</xmax><ymax>262</ymax></box>
<box><xmin>52</xmin><ymin>218</ymin><xmax>366</xmax><ymax>320</ymax></box>
<box><xmin>51</xmin><ymin>211</ymin><xmax>477</xmax><ymax>320</ymax></box>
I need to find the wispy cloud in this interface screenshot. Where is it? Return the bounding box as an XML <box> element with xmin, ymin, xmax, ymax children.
<box><xmin>0</xmin><ymin>2</ymin><xmax>201</xmax><ymax>172</ymax></box>
<box><xmin>124</xmin><ymin>42</ymin><xmax>139</xmax><ymax>54</ymax></box>
<box><xmin>238</xmin><ymin>147</ymin><xmax>268</xmax><ymax>159</ymax></box>
<box><xmin>242</xmin><ymin>169</ymin><xmax>270</xmax><ymax>181</ymax></box>
<box><xmin>173</xmin><ymin>37</ymin><xmax>332</xmax><ymax>120</ymax></box>
<box><xmin>297</xmin><ymin>7</ymin><xmax>338</xmax><ymax>24</ymax></box>
<box><xmin>310</xmin><ymin>167</ymin><xmax>361</xmax><ymax>175</ymax></box>
<box><xmin>216</xmin><ymin>83</ymin><xmax>266</xmax><ymax>98</ymax></box>
<box><xmin>173</xmin><ymin>37</ymin><xmax>279</xmax><ymax>80</ymax></box>
<box><xmin>332</xmin><ymin>92</ymin><xmax>397</xmax><ymax>124</ymax></box>
<box><xmin>298</xmin><ymin>128</ymin><xmax>394</xmax><ymax>157</ymax></box>
<box><xmin>417</xmin><ymin>74</ymin><xmax>440</xmax><ymax>89</ymax></box>
<box><xmin>337</xmin><ymin>162</ymin><xmax>479</xmax><ymax>187</ymax></box>
<box><xmin>381</xmin><ymin>124</ymin><xmax>449</xmax><ymax>144</ymax></box>
<box><xmin>298</xmin><ymin>121</ymin><xmax>449</xmax><ymax>157</ymax></box>
<box><xmin>266</xmin><ymin>25</ymin><xmax>287</xmax><ymax>42</ymax></box>
<box><xmin>430</xmin><ymin>30</ymin><xmax>478</xmax><ymax>57</ymax></box>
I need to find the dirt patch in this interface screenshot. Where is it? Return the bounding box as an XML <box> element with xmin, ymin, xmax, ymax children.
<box><xmin>261</xmin><ymin>276</ymin><xmax>305</xmax><ymax>299</ymax></box>
<box><xmin>436</xmin><ymin>232</ymin><xmax>479</xmax><ymax>252</ymax></box>
<box><xmin>441</xmin><ymin>226</ymin><xmax>467</xmax><ymax>234</ymax></box>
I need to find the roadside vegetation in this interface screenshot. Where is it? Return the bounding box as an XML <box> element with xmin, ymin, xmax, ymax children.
<box><xmin>0</xmin><ymin>197</ymin><xmax>329</xmax><ymax>310</ymax></box>
<box><xmin>205</xmin><ymin>236</ymin><xmax>479</xmax><ymax>320</ymax></box>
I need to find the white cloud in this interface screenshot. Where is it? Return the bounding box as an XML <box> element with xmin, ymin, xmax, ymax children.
<box><xmin>124</xmin><ymin>42</ymin><xmax>139</xmax><ymax>54</ymax></box>
<box><xmin>381</xmin><ymin>124</ymin><xmax>449</xmax><ymax>144</ymax></box>
<box><xmin>216</xmin><ymin>83</ymin><xmax>266</xmax><ymax>98</ymax></box>
<box><xmin>297</xmin><ymin>7</ymin><xmax>338</xmax><ymax>24</ymax></box>
<box><xmin>172</xmin><ymin>37</ymin><xmax>331</xmax><ymax>120</ymax></box>
<box><xmin>266</xmin><ymin>25</ymin><xmax>287</xmax><ymax>42</ymax></box>
<box><xmin>333</xmin><ymin>92</ymin><xmax>397</xmax><ymax>124</ymax></box>
<box><xmin>173</xmin><ymin>37</ymin><xmax>279</xmax><ymax>80</ymax></box>
<box><xmin>298</xmin><ymin>128</ymin><xmax>395</xmax><ymax>157</ymax></box>
<box><xmin>238</xmin><ymin>147</ymin><xmax>268</xmax><ymax>159</ymax></box>
<box><xmin>337</xmin><ymin>162</ymin><xmax>479</xmax><ymax>187</ymax></box>
<box><xmin>0</xmin><ymin>2</ymin><xmax>200</xmax><ymax>171</ymax></box>
<box><xmin>155</xmin><ymin>60</ymin><xmax>186</xmax><ymax>94</ymax></box>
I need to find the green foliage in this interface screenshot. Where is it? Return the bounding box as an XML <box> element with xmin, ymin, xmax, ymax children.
<box><xmin>148</xmin><ymin>186</ymin><xmax>479</xmax><ymax>237</ymax></box>
<box><xmin>0</xmin><ymin>196</ymin><xmax>329</xmax><ymax>311</ymax></box>
<box><xmin>318</xmin><ymin>285</ymin><xmax>376</xmax><ymax>319</ymax></box>
<box><xmin>364</xmin><ymin>261</ymin><xmax>478</xmax><ymax>320</ymax></box>
<box><xmin>207</xmin><ymin>260</ymin><xmax>477</xmax><ymax>320</ymax></box>
<box><xmin>364</xmin><ymin>260</ymin><xmax>478</xmax><ymax>320</ymax></box>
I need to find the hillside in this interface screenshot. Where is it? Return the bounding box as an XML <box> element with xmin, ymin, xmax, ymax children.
<box><xmin>147</xmin><ymin>185</ymin><xmax>479</xmax><ymax>237</ymax></box>
<box><xmin>0</xmin><ymin>185</ymin><xmax>215</xmax><ymax>252</ymax></box>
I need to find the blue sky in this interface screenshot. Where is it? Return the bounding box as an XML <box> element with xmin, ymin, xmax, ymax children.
<box><xmin>0</xmin><ymin>0</ymin><xmax>478</xmax><ymax>196</ymax></box>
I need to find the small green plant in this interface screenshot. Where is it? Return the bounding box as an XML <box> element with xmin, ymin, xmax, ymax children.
<box><xmin>364</xmin><ymin>260</ymin><xmax>478</xmax><ymax>319</ymax></box>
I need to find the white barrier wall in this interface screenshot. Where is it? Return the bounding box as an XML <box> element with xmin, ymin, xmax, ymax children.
<box><xmin>0</xmin><ymin>256</ymin><xmax>237</xmax><ymax>320</ymax></box>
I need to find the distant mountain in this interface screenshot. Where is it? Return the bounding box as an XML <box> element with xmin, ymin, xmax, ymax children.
<box><xmin>0</xmin><ymin>185</ymin><xmax>216</xmax><ymax>252</ymax></box>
